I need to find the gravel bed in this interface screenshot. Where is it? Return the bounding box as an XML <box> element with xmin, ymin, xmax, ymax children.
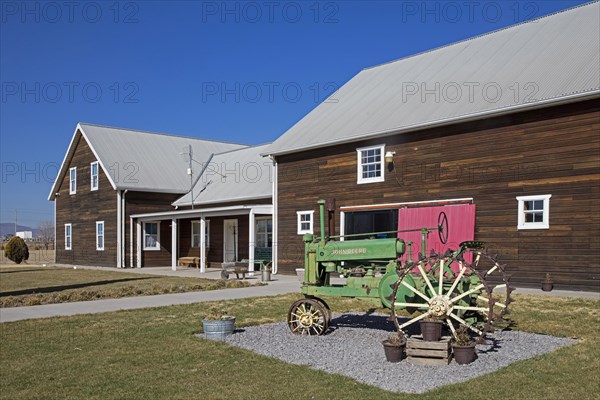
<box><xmin>201</xmin><ymin>313</ymin><xmax>578</xmax><ymax>394</ymax></box>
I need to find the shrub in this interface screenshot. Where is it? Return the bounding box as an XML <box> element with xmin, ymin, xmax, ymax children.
<box><xmin>4</xmin><ymin>236</ymin><xmax>29</xmax><ymax>264</ymax></box>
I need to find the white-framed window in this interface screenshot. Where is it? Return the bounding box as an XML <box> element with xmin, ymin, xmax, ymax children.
<box><xmin>191</xmin><ymin>220</ymin><xmax>210</xmax><ymax>248</ymax></box>
<box><xmin>65</xmin><ymin>224</ymin><xmax>72</xmax><ymax>250</ymax></box>
<box><xmin>143</xmin><ymin>221</ymin><xmax>160</xmax><ymax>250</ymax></box>
<box><xmin>297</xmin><ymin>211</ymin><xmax>314</xmax><ymax>235</ymax></box>
<box><xmin>255</xmin><ymin>217</ymin><xmax>272</xmax><ymax>248</ymax></box>
<box><xmin>69</xmin><ymin>167</ymin><xmax>77</xmax><ymax>194</ymax></box>
<box><xmin>90</xmin><ymin>161</ymin><xmax>99</xmax><ymax>191</ymax></box>
<box><xmin>96</xmin><ymin>221</ymin><xmax>104</xmax><ymax>251</ymax></box>
<box><xmin>517</xmin><ymin>194</ymin><xmax>552</xmax><ymax>230</ymax></box>
<box><xmin>357</xmin><ymin>145</ymin><xmax>385</xmax><ymax>184</ymax></box>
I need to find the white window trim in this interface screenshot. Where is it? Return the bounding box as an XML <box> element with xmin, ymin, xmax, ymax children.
<box><xmin>297</xmin><ymin>211</ymin><xmax>314</xmax><ymax>235</ymax></box>
<box><xmin>96</xmin><ymin>221</ymin><xmax>104</xmax><ymax>251</ymax></box>
<box><xmin>191</xmin><ymin>220</ymin><xmax>210</xmax><ymax>248</ymax></box>
<box><xmin>69</xmin><ymin>167</ymin><xmax>77</xmax><ymax>195</ymax></box>
<box><xmin>143</xmin><ymin>221</ymin><xmax>161</xmax><ymax>251</ymax></box>
<box><xmin>517</xmin><ymin>194</ymin><xmax>552</xmax><ymax>230</ymax></box>
<box><xmin>65</xmin><ymin>223</ymin><xmax>72</xmax><ymax>250</ymax></box>
<box><xmin>90</xmin><ymin>161</ymin><xmax>99</xmax><ymax>191</ymax></box>
<box><xmin>255</xmin><ymin>216</ymin><xmax>273</xmax><ymax>248</ymax></box>
<box><xmin>356</xmin><ymin>144</ymin><xmax>385</xmax><ymax>184</ymax></box>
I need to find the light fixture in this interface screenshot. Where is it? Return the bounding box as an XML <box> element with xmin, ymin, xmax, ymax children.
<box><xmin>384</xmin><ymin>151</ymin><xmax>396</xmax><ymax>164</ymax></box>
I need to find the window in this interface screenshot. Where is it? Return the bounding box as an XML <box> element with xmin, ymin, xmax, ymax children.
<box><xmin>255</xmin><ymin>217</ymin><xmax>272</xmax><ymax>248</ymax></box>
<box><xmin>90</xmin><ymin>161</ymin><xmax>99</xmax><ymax>191</ymax></box>
<box><xmin>69</xmin><ymin>167</ymin><xmax>77</xmax><ymax>194</ymax></box>
<box><xmin>297</xmin><ymin>211</ymin><xmax>314</xmax><ymax>235</ymax></box>
<box><xmin>191</xmin><ymin>220</ymin><xmax>210</xmax><ymax>248</ymax></box>
<box><xmin>357</xmin><ymin>145</ymin><xmax>385</xmax><ymax>184</ymax></box>
<box><xmin>143</xmin><ymin>221</ymin><xmax>160</xmax><ymax>250</ymax></box>
<box><xmin>96</xmin><ymin>221</ymin><xmax>104</xmax><ymax>250</ymax></box>
<box><xmin>517</xmin><ymin>194</ymin><xmax>552</xmax><ymax>230</ymax></box>
<box><xmin>65</xmin><ymin>224</ymin><xmax>72</xmax><ymax>250</ymax></box>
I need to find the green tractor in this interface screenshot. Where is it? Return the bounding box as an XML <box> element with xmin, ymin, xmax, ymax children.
<box><xmin>287</xmin><ymin>200</ymin><xmax>513</xmax><ymax>340</ymax></box>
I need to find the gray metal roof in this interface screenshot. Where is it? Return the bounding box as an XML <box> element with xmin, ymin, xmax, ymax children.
<box><xmin>265</xmin><ymin>2</ymin><xmax>600</xmax><ymax>156</ymax></box>
<box><xmin>173</xmin><ymin>143</ymin><xmax>273</xmax><ymax>207</ymax></box>
<box><xmin>49</xmin><ymin>124</ymin><xmax>247</xmax><ymax>199</ymax></box>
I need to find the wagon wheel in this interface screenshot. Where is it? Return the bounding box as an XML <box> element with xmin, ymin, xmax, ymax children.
<box><xmin>287</xmin><ymin>298</ymin><xmax>329</xmax><ymax>336</ymax></box>
<box><xmin>390</xmin><ymin>251</ymin><xmax>512</xmax><ymax>341</ymax></box>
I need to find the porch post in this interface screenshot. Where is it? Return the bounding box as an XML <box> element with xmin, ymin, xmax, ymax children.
<box><xmin>200</xmin><ymin>216</ymin><xmax>206</xmax><ymax>273</ymax></box>
<box><xmin>136</xmin><ymin>220</ymin><xmax>142</xmax><ymax>268</ymax></box>
<box><xmin>171</xmin><ymin>218</ymin><xmax>178</xmax><ymax>271</ymax></box>
<box><xmin>248</xmin><ymin>209</ymin><xmax>255</xmax><ymax>276</ymax></box>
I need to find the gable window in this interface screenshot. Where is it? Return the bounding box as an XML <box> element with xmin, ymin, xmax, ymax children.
<box><xmin>357</xmin><ymin>145</ymin><xmax>385</xmax><ymax>184</ymax></box>
<box><xmin>69</xmin><ymin>167</ymin><xmax>77</xmax><ymax>194</ymax></box>
<box><xmin>90</xmin><ymin>162</ymin><xmax>99</xmax><ymax>191</ymax></box>
<box><xmin>255</xmin><ymin>217</ymin><xmax>272</xmax><ymax>248</ymax></box>
<box><xmin>191</xmin><ymin>220</ymin><xmax>210</xmax><ymax>248</ymax></box>
<box><xmin>517</xmin><ymin>194</ymin><xmax>551</xmax><ymax>230</ymax></box>
<box><xmin>96</xmin><ymin>221</ymin><xmax>104</xmax><ymax>251</ymax></box>
<box><xmin>65</xmin><ymin>224</ymin><xmax>72</xmax><ymax>250</ymax></box>
<box><xmin>297</xmin><ymin>211</ymin><xmax>314</xmax><ymax>235</ymax></box>
<box><xmin>143</xmin><ymin>221</ymin><xmax>160</xmax><ymax>250</ymax></box>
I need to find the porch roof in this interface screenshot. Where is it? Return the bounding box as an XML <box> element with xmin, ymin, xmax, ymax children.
<box><xmin>130</xmin><ymin>204</ymin><xmax>273</xmax><ymax>221</ymax></box>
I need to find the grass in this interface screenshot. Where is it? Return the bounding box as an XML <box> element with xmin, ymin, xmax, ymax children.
<box><xmin>0</xmin><ymin>293</ymin><xmax>598</xmax><ymax>399</ymax></box>
<box><xmin>0</xmin><ymin>265</ymin><xmax>259</xmax><ymax>308</ymax></box>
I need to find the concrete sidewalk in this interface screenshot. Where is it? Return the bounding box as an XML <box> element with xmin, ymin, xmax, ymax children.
<box><xmin>0</xmin><ymin>275</ymin><xmax>300</xmax><ymax>323</ymax></box>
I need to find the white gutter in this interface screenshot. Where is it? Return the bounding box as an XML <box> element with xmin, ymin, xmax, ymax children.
<box><xmin>116</xmin><ymin>190</ymin><xmax>122</xmax><ymax>268</ymax></box>
<box><xmin>131</xmin><ymin>204</ymin><xmax>273</xmax><ymax>221</ymax></box>
<box><xmin>271</xmin><ymin>157</ymin><xmax>278</xmax><ymax>274</ymax></box>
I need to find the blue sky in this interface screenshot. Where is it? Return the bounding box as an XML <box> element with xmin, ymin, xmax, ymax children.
<box><xmin>0</xmin><ymin>0</ymin><xmax>588</xmax><ymax>229</ymax></box>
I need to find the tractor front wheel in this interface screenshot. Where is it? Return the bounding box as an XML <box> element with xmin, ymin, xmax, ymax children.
<box><xmin>287</xmin><ymin>298</ymin><xmax>329</xmax><ymax>336</ymax></box>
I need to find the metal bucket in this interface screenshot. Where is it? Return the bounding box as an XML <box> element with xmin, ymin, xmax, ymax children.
<box><xmin>261</xmin><ymin>270</ymin><xmax>271</xmax><ymax>282</ymax></box>
<box><xmin>203</xmin><ymin>317</ymin><xmax>236</xmax><ymax>339</ymax></box>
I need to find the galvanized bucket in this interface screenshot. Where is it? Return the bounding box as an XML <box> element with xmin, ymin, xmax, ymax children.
<box><xmin>203</xmin><ymin>317</ymin><xmax>236</xmax><ymax>339</ymax></box>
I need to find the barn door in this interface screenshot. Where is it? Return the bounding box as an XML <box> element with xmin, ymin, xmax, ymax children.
<box><xmin>397</xmin><ymin>204</ymin><xmax>476</xmax><ymax>262</ymax></box>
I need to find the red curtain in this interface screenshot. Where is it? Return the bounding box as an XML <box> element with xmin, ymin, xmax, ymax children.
<box><xmin>397</xmin><ymin>204</ymin><xmax>476</xmax><ymax>266</ymax></box>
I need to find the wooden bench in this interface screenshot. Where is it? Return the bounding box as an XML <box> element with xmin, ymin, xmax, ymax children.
<box><xmin>220</xmin><ymin>262</ymin><xmax>248</xmax><ymax>280</ymax></box>
<box><xmin>178</xmin><ymin>257</ymin><xmax>200</xmax><ymax>269</ymax></box>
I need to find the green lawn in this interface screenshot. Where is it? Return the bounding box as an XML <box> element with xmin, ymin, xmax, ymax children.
<box><xmin>0</xmin><ymin>293</ymin><xmax>598</xmax><ymax>399</ymax></box>
<box><xmin>0</xmin><ymin>265</ymin><xmax>257</xmax><ymax>307</ymax></box>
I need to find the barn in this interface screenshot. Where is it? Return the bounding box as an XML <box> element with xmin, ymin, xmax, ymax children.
<box><xmin>264</xmin><ymin>2</ymin><xmax>600</xmax><ymax>290</ymax></box>
<box><xmin>48</xmin><ymin>123</ymin><xmax>273</xmax><ymax>272</ymax></box>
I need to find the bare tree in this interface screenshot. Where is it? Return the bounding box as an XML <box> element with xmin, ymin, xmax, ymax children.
<box><xmin>37</xmin><ymin>220</ymin><xmax>55</xmax><ymax>250</ymax></box>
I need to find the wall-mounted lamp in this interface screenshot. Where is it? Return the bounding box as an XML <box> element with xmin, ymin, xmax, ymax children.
<box><xmin>385</xmin><ymin>151</ymin><xmax>396</xmax><ymax>171</ymax></box>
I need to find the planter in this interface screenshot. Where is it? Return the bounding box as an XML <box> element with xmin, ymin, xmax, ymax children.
<box><xmin>203</xmin><ymin>316</ymin><xmax>236</xmax><ymax>339</ymax></box>
<box><xmin>452</xmin><ymin>343</ymin><xmax>476</xmax><ymax>365</ymax></box>
<box><xmin>420</xmin><ymin>319</ymin><xmax>443</xmax><ymax>342</ymax></box>
<box><xmin>261</xmin><ymin>269</ymin><xmax>271</xmax><ymax>282</ymax></box>
<box><xmin>541</xmin><ymin>282</ymin><xmax>554</xmax><ymax>292</ymax></box>
<box><xmin>382</xmin><ymin>339</ymin><xmax>406</xmax><ymax>362</ymax></box>
<box><xmin>295</xmin><ymin>268</ymin><xmax>305</xmax><ymax>282</ymax></box>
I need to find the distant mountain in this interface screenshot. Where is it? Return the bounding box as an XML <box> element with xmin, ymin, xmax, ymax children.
<box><xmin>0</xmin><ymin>223</ymin><xmax>41</xmax><ymax>238</ymax></box>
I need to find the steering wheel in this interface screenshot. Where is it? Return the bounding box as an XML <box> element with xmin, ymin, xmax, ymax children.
<box><xmin>438</xmin><ymin>212</ymin><xmax>448</xmax><ymax>244</ymax></box>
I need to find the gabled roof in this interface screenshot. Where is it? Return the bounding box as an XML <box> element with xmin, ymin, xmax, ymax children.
<box><xmin>48</xmin><ymin>123</ymin><xmax>247</xmax><ymax>200</ymax></box>
<box><xmin>172</xmin><ymin>143</ymin><xmax>273</xmax><ymax>207</ymax></box>
<box><xmin>265</xmin><ymin>1</ymin><xmax>600</xmax><ymax>156</ymax></box>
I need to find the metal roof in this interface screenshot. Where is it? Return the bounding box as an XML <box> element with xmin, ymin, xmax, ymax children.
<box><xmin>265</xmin><ymin>1</ymin><xmax>600</xmax><ymax>156</ymax></box>
<box><xmin>49</xmin><ymin>124</ymin><xmax>247</xmax><ymax>199</ymax></box>
<box><xmin>172</xmin><ymin>143</ymin><xmax>273</xmax><ymax>207</ymax></box>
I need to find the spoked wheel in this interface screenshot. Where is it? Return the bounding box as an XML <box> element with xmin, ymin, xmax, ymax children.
<box><xmin>287</xmin><ymin>298</ymin><xmax>329</xmax><ymax>336</ymax></box>
<box><xmin>390</xmin><ymin>248</ymin><xmax>512</xmax><ymax>341</ymax></box>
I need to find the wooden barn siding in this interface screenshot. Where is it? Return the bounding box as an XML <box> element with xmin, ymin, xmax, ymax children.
<box><xmin>276</xmin><ymin>99</ymin><xmax>600</xmax><ymax>291</ymax></box>
<box><xmin>123</xmin><ymin>192</ymin><xmax>181</xmax><ymax>267</ymax></box>
<box><xmin>55</xmin><ymin>133</ymin><xmax>117</xmax><ymax>266</ymax></box>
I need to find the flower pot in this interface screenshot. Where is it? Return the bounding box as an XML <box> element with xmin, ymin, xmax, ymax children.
<box><xmin>420</xmin><ymin>319</ymin><xmax>443</xmax><ymax>341</ymax></box>
<box><xmin>203</xmin><ymin>316</ymin><xmax>236</xmax><ymax>339</ymax></box>
<box><xmin>541</xmin><ymin>282</ymin><xmax>554</xmax><ymax>292</ymax></box>
<box><xmin>453</xmin><ymin>343</ymin><xmax>476</xmax><ymax>365</ymax></box>
<box><xmin>382</xmin><ymin>339</ymin><xmax>406</xmax><ymax>362</ymax></box>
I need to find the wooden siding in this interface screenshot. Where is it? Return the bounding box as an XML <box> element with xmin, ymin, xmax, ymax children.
<box><xmin>55</xmin><ymin>133</ymin><xmax>117</xmax><ymax>266</ymax></box>
<box><xmin>276</xmin><ymin>99</ymin><xmax>600</xmax><ymax>291</ymax></box>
